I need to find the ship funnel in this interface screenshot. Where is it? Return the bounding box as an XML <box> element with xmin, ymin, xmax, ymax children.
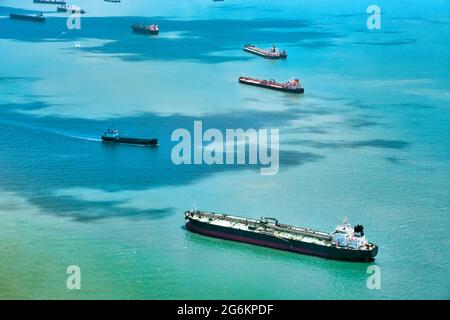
<box><xmin>354</xmin><ymin>224</ymin><xmax>364</xmax><ymax>236</ymax></box>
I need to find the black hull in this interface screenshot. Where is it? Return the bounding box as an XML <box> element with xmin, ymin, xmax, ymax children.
<box><xmin>239</xmin><ymin>79</ymin><xmax>304</xmax><ymax>94</ymax></box>
<box><xmin>131</xmin><ymin>26</ymin><xmax>159</xmax><ymax>35</ymax></box>
<box><xmin>101</xmin><ymin>136</ymin><xmax>158</xmax><ymax>146</ymax></box>
<box><xmin>186</xmin><ymin>219</ymin><xmax>377</xmax><ymax>262</ymax></box>
<box><xmin>34</xmin><ymin>0</ymin><xmax>66</xmax><ymax>4</ymax></box>
<box><xmin>10</xmin><ymin>14</ymin><xmax>45</xmax><ymax>22</ymax></box>
<box><xmin>57</xmin><ymin>8</ymin><xmax>85</xmax><ymax>14</ymax></box>
<box><xmin>243</xmin><ymin>47</ymin><xmax>287</xmax><ymax>59</ymax></box>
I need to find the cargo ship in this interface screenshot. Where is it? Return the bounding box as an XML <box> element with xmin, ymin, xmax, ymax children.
<box><xmin>131</xmin><ymin>23</ymin><xmax>159</xmax><ymax>35</ymax></box>
<box><xmin>243</xmin><ymin>44</ymin><xmax>287</xmax><ymax>59</ymax></box>
<box><xmin>9</xmin><ymin>13</ymin><xmax>45</xmax><ymax>22</ymax></box>
<box><xmin>33</xmin><ymin>0</ymin><xmax>66</xmax><ymax>4</ymax></box>
<box><xmin>57</xmin><ymin>4</ymin><xmax>85</xmax><ymax>14</ymax></box>
<box><xmin>239</xmin><ymin>76</ymin><xmax>304</xmax><ymax>94</ymax></box>
<box><xmin>101</xmin><ymin>129</ymin><xmax>158</xmax><ymax>147</ymax></box>
<box><xmin>185</xmin><ymin>210</ymin><xmax>378</xmax><ymax>261</ymax></box>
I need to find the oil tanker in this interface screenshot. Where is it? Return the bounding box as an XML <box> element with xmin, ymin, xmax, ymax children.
<box><xmin>239</xmin><ymin>76</ymin><xmax>304</xmax><ymax>94</ymax></box>
<box><xmin>101</xmin><ymin>129</ymin><xmax>158</xmax><ymax>147</ymax></box>
<box><xmin>243</xmin><ymin>44</ymin><xmax>287</xmax><ymax>59</ymax></box>
<box><xmin>33</xmin><ymin>0</ymin><xmax>66</xmax><ymax>4</ymax></box>
<box><xmin>57</xmin><ymin>4</ymin><xmax>85</xmax><ymax>14</ymax></box>
<box><xmin>131</xmin><ymin>23</ymin><xmax>159</xmax><ymax>35</ymax></box>
<box><xmin>185</xmin><ymin>210</ymin><xmax>378</xmax><ymax>261</ymax></box>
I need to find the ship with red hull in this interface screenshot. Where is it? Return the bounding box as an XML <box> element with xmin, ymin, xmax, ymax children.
<box><xmin>239</xmin><ymin>76</ymin><xmax>304</xmax><ymax>93</ymax></box>
<box><xmin>57</xmin><ymin>4</ymin><xmax>86</xmax><ymax>14</ymax></box>
<box><xmin>185</xmin><ymin>210</ymin><xmax>378</xmax><ymax>262</ymax></box>
<box><xmin>131</xmin><ymin>23</ymin><xmax>159</xmax><ymax>35</ymax></box>
<box><xmin>34</xmin><ymin>0</ymin><xmax>66</xmax><ymax>4</ymax></box>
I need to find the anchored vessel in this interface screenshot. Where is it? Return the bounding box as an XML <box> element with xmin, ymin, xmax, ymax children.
<box><xmin>185</xmin><ymin>210</ymin><xmax>378</xmax><ymax>261</ymax></box>
<box><xmin>57</xmin><ymin>4</ymin><xmax>85</xmax><ymax>14</ymax></box>
<box><xmin>239</xmin><ymin>76</ymin><xmax>304</xmax><ymax>93</ymax></box>
<box><xmin>101</xmin><ymin>129</ymin><xmax>158</xmax><ymax>147</ymax></box>
<box><xmin>244</xmin><ymin>44</ymin><xmax>287</xmax><ymax>59</ymax></box>
<box><xmin>33</xmin><ymin>0</ymin><xmax>66</xmax><ymax>4</ymax></box>
<box><xmin>10</xmin><ymin>13</ymin><xmax>45</xmax><ymax>22</ymax></box>
<box><xmin>131</xmin><ymin>23</ymin><xmax>159</xmax><ymax>35</ymax></box>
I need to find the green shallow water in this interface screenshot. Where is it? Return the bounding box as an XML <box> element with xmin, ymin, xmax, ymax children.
<box><xmin>0</xmin><ymin>0</ymin><xmax>449</xmax><ymax>299</ymax></box>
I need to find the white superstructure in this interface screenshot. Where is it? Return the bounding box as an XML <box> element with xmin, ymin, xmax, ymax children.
<box><xmin>331</xmin><ymin>217</ymin><xmax>369</xmax><ymax>249</ymax></box>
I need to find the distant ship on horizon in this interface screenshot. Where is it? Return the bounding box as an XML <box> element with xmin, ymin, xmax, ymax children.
<box><xmin>57</xmin><ymin>4</ymin><xmax>86</xmax><ymax>14</ymax></box>
<box><xmin>33</xmin><ymin>0</ymin><xmax>66</xmax><ymax>4</ymax></box>
<box><xmin>243</xmin><ymin>44</ymin><xmax>287</xmax><ymax>59</ymax></box>
<box><xmin>131</xmin><ymin>23</ymin><xmax>159</xmax><ymax>35</ymax></box>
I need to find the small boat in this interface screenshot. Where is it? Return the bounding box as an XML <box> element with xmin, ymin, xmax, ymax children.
<box><xmin>131</xmin><ymin>23</ymin><xmax>159</xmax><ymax>35</ymax></box>
<box><xmin>57</xmin><ymin>4</ymin><xmax>85</xmax><ymax>14</ymax></box>
<box><xmin>33</xmin><ymin>0</ymin><xmax>66</xmax><ymax>4</ymax></box>
<box><xmin>239</xmin><ymin>76</ymin><xmax>304</xmax><ymax>94</ymax></box>
<box><xmin>104</xmin><ymin>0</ymin><xmax>121</xmax><ymax>2</ymax></box>
<box><xmin>101</xmin><ymin>129</ymin><xmax>158</xmax><ymax>147</ymax></box>
<box><xmin>9</xmin><ymin>13</ymin><xmax>46</xmax><ymax>22</ymax></box>
<box><xmin>243</xmin><ymin>44</ymin><xmax>287</xmax><ymax>59</ymax></box>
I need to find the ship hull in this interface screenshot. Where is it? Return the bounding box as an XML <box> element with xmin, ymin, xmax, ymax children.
<box><xmin>186</xmin><ymin>219</ymin><xmax>377</xmax><ymax>262</ymax></box>
<box><xmin>57</xmin><ymin>8</ymin><xmax>85</xmax><ymax>14</ymax></box>
<box><xmin>131</xmin><ymin>26</ymin><xmax>159</xmax><ymax>35</ymax></box>
<box><xmin>10</xmin><ymin>14</ymin><xmax>45</xmax><ymax>22</ymax></box>
<box><xmin>33</xmin><ymin>0</ymin><xmax>66</xmax><ymax>4</ymax></box>
<box><xmin>243</xmin><ymin>46</ymin><xmax>287</xmax><ymax>59</ymax></box>
<box><xmin>239</xmin><ymin>78</ymin><xmax>304</xmax><ymax>94</ymax></box>
<box><xmin>101</xmin><ymin>136</ymin><xmax>158</xmax><ymax>146</ymax></box>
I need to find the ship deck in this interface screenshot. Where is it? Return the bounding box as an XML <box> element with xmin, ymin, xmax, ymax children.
<box><xmin>244</xmin><ymin>45</ymin><xmax>286</xmax><ymax>58</ymax></box>
<box><xmin>239</xmin><ymin>77</ymin><xmax>302</xmax><ymax>93</ymax></box>
<box><xmin>186</xmin><ymin>210</ymin><xmax>333</xmax><ymax>246</ymax></box>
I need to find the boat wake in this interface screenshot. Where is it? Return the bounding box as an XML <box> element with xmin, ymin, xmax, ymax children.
<box><xmin>0</xmin><ymin>119</ymin><xmax>101</xmax><ymax>142</ymax></box>
<box><xmin>36</xmin><ymin>127</ymin><xmax>102</xmax><ymax>142</ymax></box>
<box><xmin>62</xmin><ymin>134</ymin><xmax>102</xmax><ymax>142</ymax></box>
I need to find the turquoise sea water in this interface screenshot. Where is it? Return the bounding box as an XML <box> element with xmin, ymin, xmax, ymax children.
<box><xmin>0</xmin><ymin>0</ymin><xmax>449</xmax><ymax>299</ymax></box>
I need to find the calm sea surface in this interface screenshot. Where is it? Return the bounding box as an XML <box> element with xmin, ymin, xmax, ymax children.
<box><xmin>0</xmin><ymin>0</ymin><xmax>449</xmax><ymax>299</ymax></box>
